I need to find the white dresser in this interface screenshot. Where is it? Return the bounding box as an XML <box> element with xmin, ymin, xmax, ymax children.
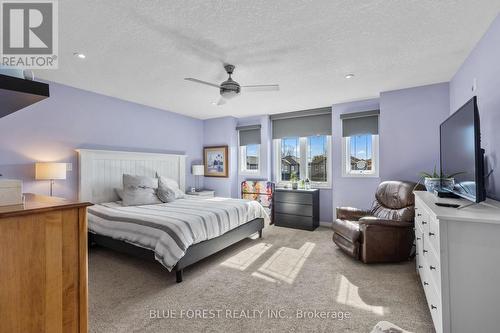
<box><xmin>414</xmin><ymin>191</ymin><xmax>500</xmax><ymax>333</ymax></box>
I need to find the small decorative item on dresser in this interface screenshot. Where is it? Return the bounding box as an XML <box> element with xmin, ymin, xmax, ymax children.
<box><xmin>304</xmin><ymin>178</ymin><xmax>311</xmax><ymax>190</ymax></box>
<box><xmin>418</xmin><ymin>165</ymin><xmax>464</xmax><ymax>193</ymax></box>
<box><xmin>290</xmin><ymin>172</ymin><xmax>298</xmax><ymax>190</ymax></box>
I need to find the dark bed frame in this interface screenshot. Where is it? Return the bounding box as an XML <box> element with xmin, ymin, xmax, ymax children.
<box><xmin>89</xmin><ymin>217</ymin><xmax>264</xmax><ymax>283</ymax></box>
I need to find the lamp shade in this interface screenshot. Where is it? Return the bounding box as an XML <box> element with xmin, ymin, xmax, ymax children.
<box><xmin>35</xmin><ymin>162</ymin><xmax>67</xmax><ymax>180</ymax></box>
<box><xmin>192</xmin><ymin>165</ymin><xmax>204</xmax><ymax>176</ymax></box>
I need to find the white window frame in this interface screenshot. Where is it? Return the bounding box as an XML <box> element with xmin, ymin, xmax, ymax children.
<box><xmin>342</xmin><ymin>134</ymin><xmax>379</xmax><ymax>178</ymax></box>
<box><xmin>273</xmin><ymin>135</ymin><xmax>332</xmax><ymax>189</ymax></box>
<box><xmin>239</xmin><ymin>144</ymin><xmax>261</xmax><ymax>175</ymax></box>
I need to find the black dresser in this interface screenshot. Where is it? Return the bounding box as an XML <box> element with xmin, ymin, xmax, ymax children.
<box><xmin>274</xmin><ymin>188</ymin><xmax>320</xmax><ymax>231</ymax></box>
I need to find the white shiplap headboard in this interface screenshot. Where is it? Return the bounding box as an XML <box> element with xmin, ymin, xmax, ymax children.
<box><xmin>77</xmin><ymin>149</ymin><xmax>186</xmax><ymax>203</ymax></box>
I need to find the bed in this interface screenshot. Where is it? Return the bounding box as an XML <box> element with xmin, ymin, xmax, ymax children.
<box><xmin>78</xmin><ymin>149</ymin><xmax>268</xmax><ymax>282</ymax></box>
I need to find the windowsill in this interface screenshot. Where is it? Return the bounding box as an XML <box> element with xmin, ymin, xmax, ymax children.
<box><xmin>275</xmin><ymin>182</ymin><xmax>332</xmax><ymax>190</ymax></box>
<box><xmin>239</xmin><ymin>171</ymin><xmax>260</xmax><ymax>177</ymax></box>
<box><xmin>342</xmin><ymin>173</ymin><xmax>380</xmax><ymax>178</ymax></box>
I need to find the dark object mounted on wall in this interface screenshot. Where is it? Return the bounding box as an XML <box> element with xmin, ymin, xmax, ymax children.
<box><xmin>0</xmin><ymin>74</ymin><xmax>50</xmax><ymax>119</ymax></box>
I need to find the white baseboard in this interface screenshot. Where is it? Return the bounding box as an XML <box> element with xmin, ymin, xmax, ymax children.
<box><xmin>319</xmin><ymin>221</ymin><xmax>332</xmax><ymax>227</ymax></box>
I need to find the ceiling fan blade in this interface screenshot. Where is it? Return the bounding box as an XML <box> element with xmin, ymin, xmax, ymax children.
<box><xmin>216</xmin><ymin>97</ymin><xmax>227</xmax><ymax>106</ymax></box>
<box><xmin>242</xmin><ymin>84</ymin><xmax>280</xmax><ymax>92</ymax></box>
<box><xmin>184</xmin><ymin>78</ymin><xmax>220</xmax><ymax>88</ymax></box>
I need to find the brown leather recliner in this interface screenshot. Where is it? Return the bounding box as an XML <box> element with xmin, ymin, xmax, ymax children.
<box><xmin>332</xmin><ymin>181</ymin><xmax>422</xmax><ymax>263</ymax></box>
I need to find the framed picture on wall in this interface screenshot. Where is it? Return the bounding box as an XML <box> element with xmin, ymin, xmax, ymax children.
<box><xmin>203</xmin><ymin>146</ymin><xmax>229</xmax><ymax>177</ymax></box>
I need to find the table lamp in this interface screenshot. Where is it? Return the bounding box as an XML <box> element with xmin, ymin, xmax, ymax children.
<box><xmin>35</xmin><ymin>162</ymin><xmax>66</xmax><ymax>196</ymax></box>
<box><xmin>192</xmin><ymin>165</ymin><xmax>204</xmax><ymax>192</ymax></box>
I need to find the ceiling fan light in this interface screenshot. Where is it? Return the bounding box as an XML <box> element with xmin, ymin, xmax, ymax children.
<box><xmin>221</xmin><ymin>90</ymin><xmax>238</xmax><ymax>99</ymax></box>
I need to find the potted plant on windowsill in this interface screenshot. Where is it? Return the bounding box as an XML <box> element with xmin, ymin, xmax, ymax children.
<box><xmin>290</xmin><ymin>172</ymin><xmax>299</xmax><ymax>190</ymax></box>
<box><xmin>418</xmin><ymin>166</ymin><xmax>464</xmax><ymax>192</ymax></box>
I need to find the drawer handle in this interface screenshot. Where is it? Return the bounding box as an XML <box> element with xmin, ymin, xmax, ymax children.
<box><xmin>429</xmin><ymin>232</ymin><xmax>435</xmax><ymax>236</ymax></box>
<box><xmin>430</xmin><ymin>266</ymin><xmax>436</xmax><ymax>270</ymax></box>
<box><xmin>431</xmin><ymin>305</ymin><xmax>437</xmax><ymax>310</ymax></box>
<box><xmin>424</xmin><ymin>281</ymin><xmax>429</xmax><ymax>286</ymax></box>
<box><xmin>417</xmin><ymin>213</ymin><xmax>422</xmax><ymax>217</ymax></box>
<box><xmin>416</xmin><ymin>237</ymin><xmax>421</xmax><ymax>240</ymax></box>
<box><xmin>423</xmin><ymin>249</ymin><xmax>428</xmax><ymax>254</ymax></box>
<box><xmin>422</xmin><ymin>221</ymin><xmax>427</xmax><ymax>225</ymax></box>
<box><xmin>418</xmin><ymin>265</ymin><xmax>423</xmax><ymax>269</ymax></box>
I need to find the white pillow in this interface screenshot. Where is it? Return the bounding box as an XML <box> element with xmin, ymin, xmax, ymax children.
<box><xmin>121</xmin><ymin>174</ymin><xmax>161</xmax><ymax>206</ymax></box>
<box><xmin>157</xmin><ymin>176</ymin><xmax>185</xmax><ymax>202</ymax></box>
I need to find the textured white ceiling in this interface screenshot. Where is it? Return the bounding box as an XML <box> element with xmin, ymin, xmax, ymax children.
<box><xmin>36</xmin><ymin>1</ymin><xmax>500</xmax><ymax>119</ymax></box>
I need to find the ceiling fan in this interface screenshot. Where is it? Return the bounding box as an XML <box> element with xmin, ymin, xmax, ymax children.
<box><xmin>184</xmin><ymin>64</ymin><xmax>280</xmax><ymax>105</ymax></box>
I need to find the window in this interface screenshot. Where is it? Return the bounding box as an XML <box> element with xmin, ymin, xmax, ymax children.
<box><xmin>240</xmin><ymin>143</ymin><xmax>260</xmax><ymax>173</ymax></box>
<box><xmin>340</xmin><ymin>110</ymin><xmax>379</xmax><ymax>177</ymax></box>
<box><xmin>280</xmin><ymin>137</ymin><xmax>300</xmax><ymax>180</ymax></box>
<box><xmin>238</xmin><ymin>125</ymin><xmax>261</xmax><ymax>174</ymax></box>
<box><xmin>274</xmin><ymin>135</ymin><xmax>331</xmax><ymax>187</ymax></box>
<box><xmin>342</xmin><ymin>134</ymin><xmax>379</xmax><ymax>177</ymax></box>
<box><xmin>308</xmin><ymin>135</ymin><xmax>328</xmax><ymax>182</ymax></box>
<box><xmin>271</xmin><ymin>107</ymin><xmax>332</xmax><ymax>187</ymax></box>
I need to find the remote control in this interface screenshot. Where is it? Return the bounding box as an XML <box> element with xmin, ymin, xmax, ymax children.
<box><xmin>435</xmin><ymin>202</ymin><xmax>461</xmax><ymax>208</ymax></box>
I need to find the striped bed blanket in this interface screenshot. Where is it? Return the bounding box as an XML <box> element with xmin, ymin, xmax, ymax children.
<box><xmin>87</xmin><ymin>196</ymin><xmax>270</xmax><ymax>271</ymax></box>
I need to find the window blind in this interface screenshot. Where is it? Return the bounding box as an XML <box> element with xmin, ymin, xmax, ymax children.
<box><xmin>237</xmin><ymin>124</ymin><xmax>261</xmax><ymax>146</ymax></box>
<box><xmin>271</xmin><ymin>107</ymin><xmax>332</xmax><ymax>139</ymax></box>
<box><xmin>340</xmin><ymin>110</ymin><xmax>379</xmax><ymax>137</ymax></box>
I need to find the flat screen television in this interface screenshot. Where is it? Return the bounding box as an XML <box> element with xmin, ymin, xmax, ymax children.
<box><xmin>440</xmin><ymin>96</ymin><xmax>486</xmax><ymax>203</ymax></box>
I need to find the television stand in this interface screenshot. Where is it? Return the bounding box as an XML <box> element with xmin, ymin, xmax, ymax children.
<box><xmin>414</xmin><ymin>191</ymin><xmax>500</xmax><ymax>332</ymax></box>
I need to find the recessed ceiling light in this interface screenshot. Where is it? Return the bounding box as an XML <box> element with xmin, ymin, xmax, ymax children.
<box><xmin>211</xmin><ymin>101</ymin><xmax>217</xmax><ymax>105</ymax></box>
<box><xmin>345</xmin><ymin>73</ymin><xmax>355</xmax><ymax>79</ymax></box>
<box><xmin>73</xmin><ymin>52</ymin><xmax>86</xmax><ymax>59</ymax></box>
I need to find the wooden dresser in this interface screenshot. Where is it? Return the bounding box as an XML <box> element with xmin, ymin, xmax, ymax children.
<box><xmin>414</xmin><ymin>191</ymin><xmax>500</xmax><ymax>333</ymax></box>
<box><xmin>274</xmin><ymin>188</ymin><xmax>319</xmax><ymax>230</ymax></box>
<box><xmin>0</xmin><ymin>194</ymin><xmax>92</xmax><ymax>333</ymax></box>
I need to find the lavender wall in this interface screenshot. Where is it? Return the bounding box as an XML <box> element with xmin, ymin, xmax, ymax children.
<box><xmin>331</xmin><ymin>83</ymin><xmax>450</xmax><ymax>218</ymax></box>
<box><xmin>380</xmin><ymin>83</ymin><xmax>450</xmax><ymax>182</ymax></box>
<box><xmin>332</xmin><ymin>98</ymin><xmax>381</xmax><ymax>214</ymax></box>
<box><xmin>450</xmin><ymin>14</ymin><xmax>500</xmax><ymax>201</ymax></box>
<box><xmin>0</xmin><ymin>82</ymin><xmax>204</xmax><ymax>199</ymax></box>
<box><xmin>202</xmin><ymin>116</ymin><xmax>239</xmax><ymax>198</ymax></box>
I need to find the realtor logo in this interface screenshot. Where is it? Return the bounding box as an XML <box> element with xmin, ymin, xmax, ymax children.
<box><xmin>1</xmin><ymin>0</ymin><xmax>58</xmax><ymax>69</ymax></box>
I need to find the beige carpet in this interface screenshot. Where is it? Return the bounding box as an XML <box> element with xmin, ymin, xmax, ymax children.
<box><xmin>89</xmin><ymin>226</ymin><xmax>434</xmax><ymax>333</ymax></box>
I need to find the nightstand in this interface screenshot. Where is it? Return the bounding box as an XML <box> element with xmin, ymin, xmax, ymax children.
<box><xmin>274</xmin><ymin>188</ymin><xmax>319</xmax><ymax>231</ymax></box>
<box><xmin>185</xmin><ymin>190</ymin><xmax>215</xmax><ymax>198</ymax></box>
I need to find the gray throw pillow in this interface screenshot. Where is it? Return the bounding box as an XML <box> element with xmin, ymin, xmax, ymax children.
<box><xmin>157</xmin><ymin>176</ymin><xmax>185</xmax><ymax>203</ymax></box>
<box><xmin>121</xmin><ymin>174</ymin><xmax>162</xmax><ymax>206</ymax></box>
